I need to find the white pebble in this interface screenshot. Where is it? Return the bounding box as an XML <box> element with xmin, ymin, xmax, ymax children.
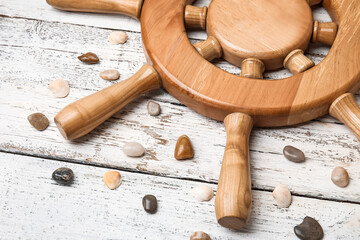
<box><xmin>49</xmin><ymin>79</ymin><xmax>70</xmax><ymax>98</ymax></box>
<box><xmin>122</xmin><ymin>142</ymin><xmax>145</xmax><ymax>157</ymax></box>
<box><xmin>100</xmin><ymin>69</ymin><xmax>120</xmax><ymax>81</ymax></box>
<box><xmin>272</xmin><ymin>184</ymin><xmax>292</xmax><ymax>208</ymax></box>
<box><xmin>190</xmin><ymin>185</ymin><xmax>214</xmax><ymax>202</ymax></box>
<box><xmin>108</xmin><ymin>31</ymin><xmax>128</xmax><ymax>44</ymax></box>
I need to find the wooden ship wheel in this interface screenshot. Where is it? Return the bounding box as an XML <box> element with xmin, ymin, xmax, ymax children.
<box><xmin>46</xmin><ymin>0</ymin><xmax>360</xmax><ymax>230</ymax></box>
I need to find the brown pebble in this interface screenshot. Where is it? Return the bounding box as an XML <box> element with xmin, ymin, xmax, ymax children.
<box><xmin>78</xmin><ymin>52</ymin><xmax>99</xmax><ymax>64</ymax></box>
<box><xmin>174</xmin><ymin>135</ymin><xmax>194</xmax><ymax>160</ymax></box>
<box><xmin>100</xmin><ymin>69</ymin><xmax>120</xmax><ymax>81</ymax></box>
<box><xmin>142</xmin><ymin>194</ymin><xmax>157</xmax><ymax>214</ymax></box>
<box><xmin>294</xmin><ymin>216</ymin><xmax>324</xmax><ymax>240</ymax></box>
<box><xmin>283</xmin><ymin>145</ymin><xmax>305</xmax><ymax>163</ymax></box>
<box><xmin>27</xmin><ymin>113</ymin><xmax>49</xmax><ymax>131</ymax></box>
<box><xmin>331</xmin><ymin>166</ymin><xmax>350</xmax><ymax>188</ymax></box>
<box><xmin>190</xmin><ymin>231</ymin><xmax>211</xmax><ymax>240</ymax></box>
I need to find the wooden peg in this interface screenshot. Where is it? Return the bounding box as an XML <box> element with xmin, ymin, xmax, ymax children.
<box><xmin>194</xmin><ymin>36</ymin><xmax>222</xmax><ymax>61</ymax></box>
<box><xmin>46</xmin><ymin>0</ymin><xmax>144</xmax><ymax>19</ymax></box>
<box><xmin>283</xmin><ymin>49</ymin><xmax>315</xmax><ymax>75</ymax></box>
<box><xmin>312</xmin><ymin>21</ymin><xmax>338</xmax><ymax>46</ymax></box>
<box><xmin>54</xmin><ymin>64</ymin><xmax>161</xmax><ymax>140</ymax></box>
<box><xmin>184</xmin><ymin>5</ymin><xmax>207</xmax><ymax>30</ymax></box>
<box><xmin>240</xmin><ymin>58</ymin><xmax>265</xmax><ymax>79</ymax></box>
<box><xmin>306</xmin><ymin>0</ymin><xmax>322</xmax><ymax>6</ymax></box>
<box><xmin>329</xmin><ymin>93</ymin><xmax>360</xmax><ymax>141</ymax></box>
<box><xmin>215</xmin><ymin>113</ymin><xmax>253</xmax><ymax>230</ymax></box>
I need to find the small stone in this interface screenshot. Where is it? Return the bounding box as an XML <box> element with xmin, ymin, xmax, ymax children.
<box><xmin>27</xmin><ymin>113</ymin><xmax>49</xmax><ymax>131</ymax></box>
<box><xmin>52</xmin><ymin>167</ymin><xmax>74</xmax><ymax>185</ymax></box>
<box><xmin>190</xmin><ymin>185</ymin><xmax>214</xmax><ymax>202</ymax></box>
<box><xmin>48</xmin><ymin>79</ymin><xmax>70</xmax><ymax>98</ymax></box>
<box><xmin>190</xmin><ymin>231</ymin><xmax>211</xmax><ymax>240</ymax></box>
<box><xmin>123</xmin><ymin>142</ymin><xmax>145</xmax><ymax>157</ymax></box>
<box><xmin>100</xmin><ymin>69</ymin><xmax>120</xmax><ymax>81</ymax></box>
<box><xmin>174</xmin><ymin>135</ymin><xmax>194</xmax><ymax>160</ymax></box>
<box><xmin>272</xmin><ymin>184</ymin><xmax>292</xmax><ymax>208</ymax></box>
<box><xmin>331</xmin><ymin>166</ymin><xmax>349</xmax><ymax>188</ymax></box>
<box><xmin>78</xmin><ymin>52</ymin><xmax>99</xmax><ymax>64</ymax></box>
<box><xmin>103</xmin><ymin>171</ymin><xmax>122</xmax><ymax>190</ymax></box>
<box><xmin>294</xmin><ymin>216</ymin><xmax>324</xmax><ymax>240</ymax></box>
<box><xmin>108</xmin><ymin>31</ymin><xmax>128</xmax><ymax>44</ymax></box>
<box><xmin>147</xmin><ymin>100</ymin><xmax>161</xmax><ymax>116</ymax></box>
<box><xmin>283</xmin><ymin>145</ymin><xmax>305</xmax><ymax>163</ymax></box>
<box><xmin>142</xmin><ymin>194</ymin><xmax>158</xmax><ymax>214</ymax></box>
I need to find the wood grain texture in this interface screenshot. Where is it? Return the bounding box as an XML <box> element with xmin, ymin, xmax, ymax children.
<box><xmin>206</xmin><ymin>0</ymin><xmax>313</xmax><ymax>70</ymax></box>
<box><xmin>193</xmin><ymin>36</ymin><xmax>222</xmax><ymax>61</ymax></box>
<box><xmin>312</xmin><ymin>20</ymin><xmax>338</xmax><ymax>46</ymax></box>
<box><xmin>54</xmin><ymin>64</ymin><xmax>160</xmax><ymax>140</ymax></box>
<box><xmin>284</xmin><ymin>49</ymin><xmax>315</xmax><ymax>75</ymax></box>
<box><xmin>1</xmin><ymin>17</ymin><xmax>360</xmax><ymax>204</ymax></box>
<box><xmin>46</xmin><ymin>0</ymin><xmax>144</xmax><ymax>19</ymax></box>
<box><xmin>184</xmin><ymin>5</ymin><xmax>207</xmax><ymax>30</ymax></box>
<box><xmin>1</xmin><ymin>152</ymin><xmax>360</xmax><ymax>239</ymax></box>
<box><xmin>307</xmin><ymin>0</ymin><xmax>323</xmax><ymax>6</ymax></box>
<box><xmin>330</xmin><ymin>93</ymin><xmax>360</xmax><ymax>141</ymax></box>
<box><xmin>240</xmin><ymin>58</ymin><xmax>265</xmax><ymax>79</ymax></box>
<box><xmin>215</xmin><ymin>113</ymin><xmax>253</xmax><ymax>230</ymax></box>
<box><xmin>141</xmin><ymin>0</ymin><xmax>360</xmax><ymax>128</ymax></box>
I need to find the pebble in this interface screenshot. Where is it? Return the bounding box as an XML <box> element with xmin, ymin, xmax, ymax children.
<box><xmin>174</xmin><ymin>135</ymin><xmax>194</xmax><ymax>160</ymax></box>
<box><xmin>122</xmin><ymin>142</ymin><xmax>145</xmax><ymax>157</ymax></box>
<box><xmin>108</xmin><ymin>31</ymin><xmax>128</xmax><ymax>44</ymax></box>
<box><xmin>78</xmin><ymin>52</ymin><xmax>99</xmax><ymax>64</ymax></box>
<box><xmin>100</xmin><ymin>69</ymin><xmax>120</xmax><ymax>81</ymax></box>
<box><xmin>103</xmin><ymin>171</ymin><xmax>122</xmax><ymax>190</ymax></box>
<box><xmin>272</xmin><ymin>184</ymin><xmax>292</xmax><ymax>208</ymax></box>
<box><xmin>147</xmin><ymin>100</ymin><xmax>161</xmax><ymax>116</ymax></box>
<box><xmin>294</xmin><ymin>216</ymin><xmax>324</xmax><ymax>240</ymax></box>
<box><xmin>283</xmin><ymin>145</ymin><xmax>305</xmax><ymax>163</ymax></box>
<box><xmin>52</xmin><ymin>167</ymin><xmax>74</xmax><ymax>185</ymax></box>
<box><xmin>48</xmin><ymin>79</ymin><xmax>70</xmax><ymax>98</ymax></box>
<box><xmin>190</xmin><ymin>185</ymin><xmax>214</xmax><ymax>202</ymax></box>
<box><xmin>27</xmin><ymin>113</ymin><xmax>49</xmax><ymax>131</ymax></box>
<box><xmin>142</xmin><ymin>194</ymin><xmax>158</xmax><ymax>214</ymax></box>
<box><xmin>190</xmin><ymin>231</ymin><xmax>211</xmax><ymax>240</ymax></box>
<box><xmin>331</xmin><ymin>166</ymin><xmax>349</xmax><ymax>188</ymax></box>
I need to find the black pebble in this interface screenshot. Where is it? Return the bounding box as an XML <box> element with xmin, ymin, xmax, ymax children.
<box><xmin>142</xmin><ymin>194</ymin><xmax>158</xmax><ymax>214</ymax></box>
<box><xmin>52</xmin><ymin>167</ymin><xmax>74</xmax><ymax>185</ymax></box>
<box><xmin>294</xmin><ymin>216</ymin><xmax>324</xmax><ymax>240</ymax></box>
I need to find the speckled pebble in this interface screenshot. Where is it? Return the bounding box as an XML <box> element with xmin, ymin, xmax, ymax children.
<box><xmin>108</xmin><ymin>31</ymin><xmax>128</xmax><ymax>44</ymax></box>
<box><xmin>78</xmin><ymin>52</ymin><xmax>99</xmax><ymax>64</ymax></box>
<box><xmin>27</xmin><ymin>113</ymin><xmax>49</xmax><ymax>131</ymax></box>
<box><xmin>49</xmin><ymin>79</ymin><xmax>70</xmax><ymax>98</ymax></box>
<box><xmin>122</xmin><ymin>142</ymin><xmax>145</xmax><ymax>157</ymax></box>
<box><xmin>294</xmin><ymin>216</ymin><xmax>324</xmax><ymax>240</ymax></box>
<box><xmin>142</xmin><ymin>194</ymin><xmax>158</xmax><ymax>214</ymax></box>
<box><xmin>190</xmin><ymin>185</ymin><xmax>214</xmax><ymax>202</ymax></box>
<box><xmin>103</xmin><ymin>171</ymin><xmax>122</xmax><ymax>190</ymax></box>
<box><xmin>52</xmin><ymin>167</ymin><xmax>74</xmax><ymax>185</ymax></box>
<box><xmin>100</xmin><ymin>69</ymin><xmax>120</xmax><ymax>81</ymax></box>
<box><xmin>147</xmin><ymin>100</ymin><xmax>161</xmax><ymax>116</ymax></box>
<box><xmin>331</xmin><ymin>166</ymin><xmax>349</xmax><ymax>188</ymax></box>
<box><xmin>283</xmin><ymin>145</ymin><xmax>305</xmax><ymax>163</ymax></box>
<box><xmin>272</xmin><ymin>184</ymin><xmax>292</xmax><ymax>208</ymax></box>
<box><xmin>190</xmin><ymin>231</ymin><xmax>211</xmax><ymax>240</ymax></box>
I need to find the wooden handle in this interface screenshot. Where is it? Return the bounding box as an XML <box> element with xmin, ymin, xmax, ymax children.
<box><xmin>284</xmin><ymin>49</ymin><xmax>315</xmax><ymax>75</ymax></box>
<box><xmin>215</xmin><ymin>113</ymin><xmax>253</xmax><ymax>230</ymax></box>
<box><xmin>329</xmin><ymin>93</ymin><xmax>360</xmax><ymax>141</ymax></box>
<box><xmin>194</xmin><ymin>36</ymin><xmax>222</xmax><ymax>62</ymax></box>
<box><xmin>306</xmin><ymin>0</ymin><xmax>322</xmax><ymax>6</ymax></box>
<box><xmin>240</xmin><ymin>58</ymin><xmax>265</xmax><ymax>79</ymax></box>
<box><xmin>312</xmin><ymin>21</ymin><xmax>338</xmax><ymax>46</ymax></box>
<box><xmin>184</xmin><ymin>5</ymin><xmax>207</xmax><ymax>30</ymax></box>
<box><xmin>54</xmin><ymin>64</ymin><xmax>161</xmax><ymax>140</ymax></box>
<box><xmin>46</xmin><ymin>0</ymin><xmax>144</xmax><ymax>19</ymax></box>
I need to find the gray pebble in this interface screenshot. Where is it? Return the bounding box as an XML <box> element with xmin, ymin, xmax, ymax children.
<box><xmin>142</xmin><ymin>194</ymin><xmax>158</xmax><ymax>214</ymax></box>
<box><xmin>123</xmin><ymin>142</ymin><xmax>145</xmax><ymax>157</ymax></box>
<box><xmin>52</xmin><ymin>167</ymin><xmax>74</xmax><ymax>185</ymax></box>
<box><xmin>147</xmin><ymin>100</ymin><xmax>161</xmax><ymax>116</ymax></box>
<box><xmin>294</xmin><ymin>216</ymin><xmax>324</xmax><ymax>240</ymax></box>
<box><xmin>283</xmin><ymin>145</ymin><xmax>305</xmax><ymax>163</ymax></box>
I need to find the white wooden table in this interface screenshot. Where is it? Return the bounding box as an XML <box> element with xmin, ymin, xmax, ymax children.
<box><xmin>1</xmin><ymin>1</ymin><xmax>360</xmax><ymax>239</ymax></box>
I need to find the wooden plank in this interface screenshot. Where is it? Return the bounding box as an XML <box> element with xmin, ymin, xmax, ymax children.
<box><xmin>0</xmin><ymin>17</ymin><xmax>359</xmax><ymax>203</ymax></box>
<box><xmin>0</xmin><ymin>152</ymin><xmax>359</xmax><ymax>239</ymax></box>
